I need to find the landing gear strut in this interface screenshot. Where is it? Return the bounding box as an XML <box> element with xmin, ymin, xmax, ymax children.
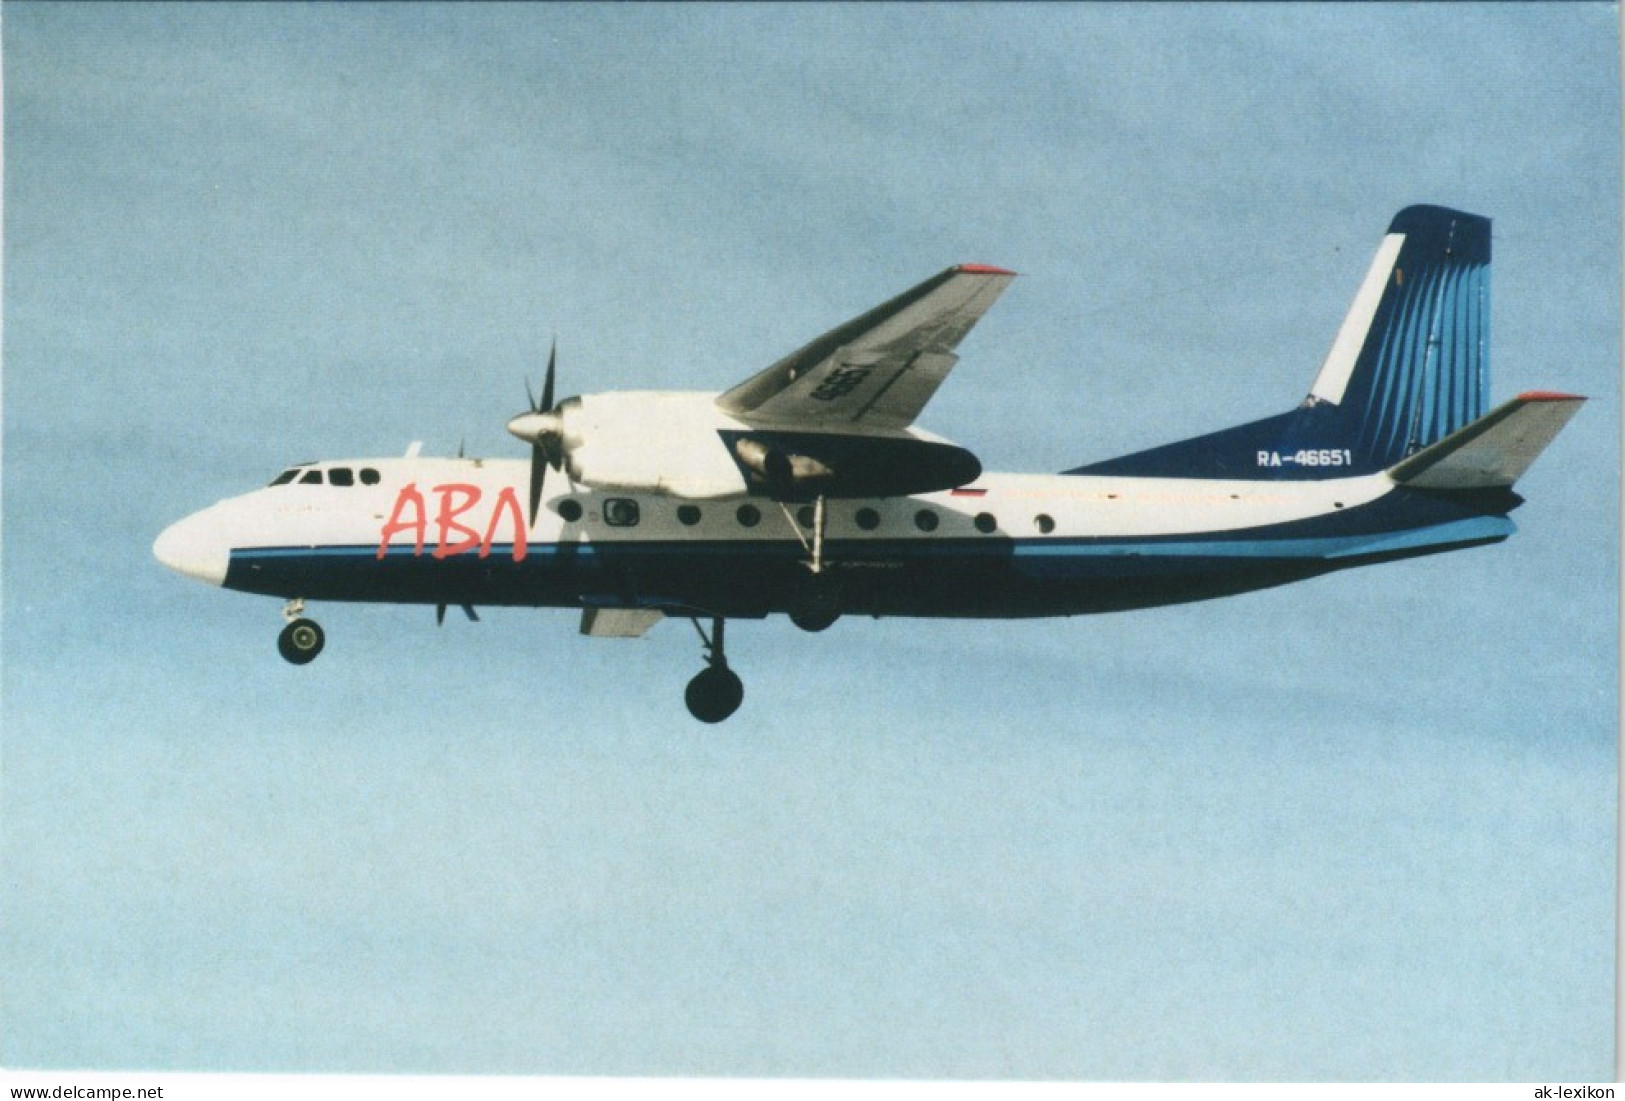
<box><xmin>685</xmin><ymin>617</ymin><xmax>743</xmax><ymax>723</ymax></box>
<box><xmin>779</xmin><ymin>495</ymin><xmax>842</xmax><ymax>632</ymax></box>
<box><xmin>277</xmin><ymin>599</ymin><xmax>325</xmax><ymax>665</ymax></box>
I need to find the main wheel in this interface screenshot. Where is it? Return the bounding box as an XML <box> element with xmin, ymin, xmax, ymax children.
<box><xmin>277</xmin><ymin>617</ymin><xmax>325</xmax><ymax>665</ymax></box>
<box><xmin>685</xmin><ymin>665</ymin><xmax>744</xmax><ymax>723</ymax></box>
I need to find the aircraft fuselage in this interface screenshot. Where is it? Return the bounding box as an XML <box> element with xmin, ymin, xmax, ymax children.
<box><xmin>156</xmin><ymin>454</ymin><xmax>1514</xmax><ymax>622</ymax></box>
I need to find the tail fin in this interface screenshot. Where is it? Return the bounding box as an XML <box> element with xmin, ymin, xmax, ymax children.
<box><xmin>1307</xmin><ymin>204</ymin><xmax>1491</xmax><ymax>463</ymax></box>
<box><xmin>1070</xmin><ymin>205</ymin><xmax>1500</xmax><ymax>480</ymax></box>
<box><xmin>1387</xmin><ymin>392</ymin><xmax>1585</xmax><ymax>490</ymax></box>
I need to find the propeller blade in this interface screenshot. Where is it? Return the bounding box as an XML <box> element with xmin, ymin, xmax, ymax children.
<box><xmin>519</xmin><ymin>339</ymin><xmax>560</xmax><ymax>525</ymax></box>
<box><xmin>541</xmin><ymin>339</ymin><xmax>557</xmax><ymax>412</ymax></box>
<box><xmin>436</xmin><ymin>604</ymin><xmax>447</xmax><ymax>626</ymax></box>
<box><xmin>528</xmin><ymin>443</ymin><xmax>547</xmax><ymax>525</ymax></box>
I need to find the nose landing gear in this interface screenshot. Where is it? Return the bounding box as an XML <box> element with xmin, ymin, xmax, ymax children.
<box><xmin>277</xmin><ymin>599</ymin><xmax>325</xmax><ymax>665</ymax></box>
<box><xmin>685</xmin><ymin>617</ymin><xmax>743</xmax><ymax>723</ymax></box>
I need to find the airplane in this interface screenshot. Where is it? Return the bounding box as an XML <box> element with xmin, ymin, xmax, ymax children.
<box><xmin>154</xmin><ymin>205</ymin><xmax>1584</xmax><ymax>723</ymax></box>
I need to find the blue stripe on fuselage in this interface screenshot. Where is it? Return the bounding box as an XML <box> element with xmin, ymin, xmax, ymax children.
<box><xmin>229</xmin><ymin>514</ymin><xmax>1511</xmax><ymax>566</ymax></box>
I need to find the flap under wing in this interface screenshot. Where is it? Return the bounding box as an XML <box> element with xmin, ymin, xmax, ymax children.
<box><xmin>716</xmin><ymin>264</ymin><xmax>1015</xmax><ymax>430</ymax></box>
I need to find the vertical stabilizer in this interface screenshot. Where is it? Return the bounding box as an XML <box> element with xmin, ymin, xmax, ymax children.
<box><xmin>1310</xmin><ymin>205</ymin><xmax>1491</xmax><ymax>464</ymax></box>
<box><xmin>1069</xmin><ymin>205</ymin><xmax>1495</xmax><ymax>480</ymax></box>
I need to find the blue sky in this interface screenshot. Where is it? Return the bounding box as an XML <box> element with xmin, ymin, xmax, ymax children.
<box><xmin>3</xmin><ymin>2</ymin><xmax>1617</xmax><ymax>1081</ymax></box>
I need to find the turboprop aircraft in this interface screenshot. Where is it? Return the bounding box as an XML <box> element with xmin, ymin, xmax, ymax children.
<box><xmin>154</xmin><ymin>205</ymin><xmax>1583</xmax><ymax>722</ymax></box>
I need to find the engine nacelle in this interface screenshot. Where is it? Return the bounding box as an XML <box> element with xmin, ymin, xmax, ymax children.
<box><xmin>554</xmin><ymin>391</ymin><xmax>751</xmax><ymax>498</ymax></box>
<box><xmin>520</xmin><ymin>389</ymin><xmax>982</xmax><ymax>501</ymax></box>
<box><xmin>720</xmin><ymin>429</ymin><xmax>980</xmax><ymax>499</ymax></box>
<box><xmin>731</xmin><ymin>437</ymin><xmax>836</xmax><ymax>490</ymax></box>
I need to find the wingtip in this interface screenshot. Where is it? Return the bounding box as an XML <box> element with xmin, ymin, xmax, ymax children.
<box><xmin>956</xmin><ymin>263</ymin><xmax>1017</xmax><ymax>276</ymax></box>
<box><xmin>1517</xmin><ymin>391</ymin><xmax>1586</xmax><ymax>402</ymax></box>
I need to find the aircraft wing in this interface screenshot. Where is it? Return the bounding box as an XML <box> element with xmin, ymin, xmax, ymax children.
<box><xmin>716</xmin><ymin>264</ymin><xmax>1016</xmax><ymax>430</ymax></box>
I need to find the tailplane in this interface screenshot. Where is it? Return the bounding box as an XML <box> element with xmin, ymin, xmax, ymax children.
<box><xmin>1387</xmin><ymin>392</ymin><xmax>1585</xmax><ymax>490</ymax></box>
<box><xmin>1071</xmin><ymin>205</ymin><xmax>1504</xmax><ymax>480</ymax></box>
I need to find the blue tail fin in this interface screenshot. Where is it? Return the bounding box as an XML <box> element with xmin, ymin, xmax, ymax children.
<box><xmin>1069</xmin><ymin>205</ymin><xmax>1492</xmax><ymax>480</ymax></box>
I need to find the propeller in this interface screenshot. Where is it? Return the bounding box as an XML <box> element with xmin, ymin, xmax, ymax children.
<box><xmin>506</xmin><ymin>339</ymin><xmax>565</xmax><ymax>524</ymax></box>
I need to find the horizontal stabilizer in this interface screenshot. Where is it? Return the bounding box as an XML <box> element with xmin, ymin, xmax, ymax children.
<box><xmin>1387</xmin><ymin>393</ymin><xmax>1585</xmax><ymax>490</ymax></box>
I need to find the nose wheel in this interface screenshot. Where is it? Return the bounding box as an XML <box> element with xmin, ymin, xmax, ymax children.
<box><xmin>686</xmin><ymin>617</ymin><xmax>743</xmax><ymax>723</ymax></box>
<box><xmin>277</xmin><ymin>600</ymin><xmax>325</xmax><ymax>665</ymax></box>
<box><xmin>277</xmin><ymin>618</ymin><xmax>325</xmax><ymax>664</ymax></box>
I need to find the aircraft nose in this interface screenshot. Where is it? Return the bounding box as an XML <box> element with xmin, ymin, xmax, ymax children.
<box><xmin>153</xmin><ymin>509</ymin><xmax>230</xmax><ymax>586</ymax></box>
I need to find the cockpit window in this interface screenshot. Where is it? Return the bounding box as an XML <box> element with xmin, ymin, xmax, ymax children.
<box><xmin>271</xmin><ymin>464</ymin><xmax>375</xmax><ymax>487</ymax></box>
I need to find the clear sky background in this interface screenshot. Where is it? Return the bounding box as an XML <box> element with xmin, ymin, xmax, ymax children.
<box><xmin>2</xmin><ymin>2</ymin><xmax>1617</xmax><ymax>1082</ymax></box>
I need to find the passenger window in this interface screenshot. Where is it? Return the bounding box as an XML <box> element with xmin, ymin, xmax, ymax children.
<box><xmin>299</xmin><ymin>470</ymin><xmax>324</xmax><ymax>485</ymax></box>
<box><xmin>328</xmin><ymin>467</ymin><xmax>355</xmax><ymax>487</ymax></box>
<box><xmin>359</xmin><ymin>468</ymin><xmax>381</xmax><ymax>486</ymax></box>
<box><xmin>855</xmin><ymin>507</ymin><xmax>880</xmax><ymax>531</ymax></box>
<box><xmin>974</xmin><ymin>512</ymin><xmax>997</xmax><ymax>534</ymax></box>
<box><xmin>269</xmin><ymin>470</ymin><xmax>298</xmax><ymax>487</ymax></box>
<box><xmin>736</xmin><ymin>504</ymin><xmax>762</xmax><ymax>528</ymax></box>
<box><xmin>677</xmin><ymin>505</ymin><xmax>702</xmax><ymax>527</ymax></box>
<box><xmin>557</xmin><ymin>499</ymin><xmax>584</xmax><ymax>523</ymax></box>
<box><xmin>1034</xmin><ymin>513</ymin><xmax>1055</xmax><ymax>534</ymax></box>
<box><xmin>914</xmin><ymin>509</ymin><xmax>939</xmax><ymax>532</ymax></box>
<box><xmin>604</xmin><ymin>498</ymin><xmax>641</xmax><ymax>527</ymax></box>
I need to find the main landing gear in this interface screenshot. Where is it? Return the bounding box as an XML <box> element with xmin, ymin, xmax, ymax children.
<box><xmin>685</xmin><ymin>617</ymin><xmax>744</xmax><ymax>724</ymax></box>
<box><xmin>277</xmin><ymin>599</ymin><xmax>325</xmax><ymax>665</ymax></box>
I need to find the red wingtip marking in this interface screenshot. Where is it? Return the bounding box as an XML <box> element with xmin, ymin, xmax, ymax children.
<box><xmin>1518</xmin><ymin>390</ymin><xmax>1586</xmax><ymax>402</ymax></box>
<box><xmin>950</xmin><ymin>487</ymin><xmax>988</xmax><ymax>497</ymax></box>
<box><xmin>956</xmin><ymin>264</ymin><xmax>1017</xmax><ymax>276</ymax></box>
